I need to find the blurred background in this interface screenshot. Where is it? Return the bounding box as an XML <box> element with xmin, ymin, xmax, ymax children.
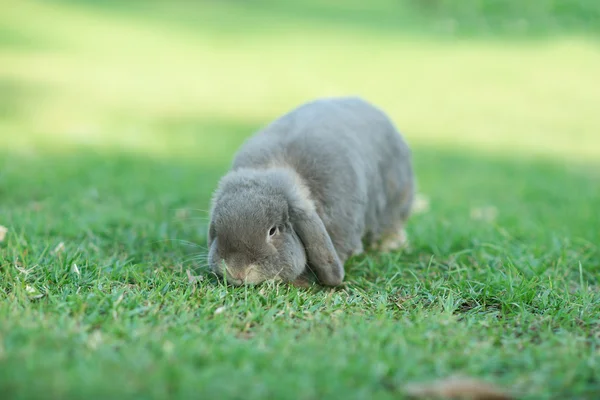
<box><xmin>2</xmin><ymin>0</ymin><xmax>599</xmax><ymax>157</ymax></box>
<box><xmin>1</xmin><ymin>0</ymin><xmax>599</xmax><ymax>248</ymax></box>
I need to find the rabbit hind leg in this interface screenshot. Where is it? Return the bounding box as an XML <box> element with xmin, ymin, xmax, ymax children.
<box><xmin>375</xmin><ymin>226</ymin><xmax>409</xmax><ymax>253</ymax></box>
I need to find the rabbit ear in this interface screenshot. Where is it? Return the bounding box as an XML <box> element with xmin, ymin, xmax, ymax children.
<box><xmin>207</xmin><ymin>223</ymin><xmax>213</xmax><ymax>246</ymax></box>
<box><xmin>290</xmin><ymin>201</ymin><xmax>344</xmax><ymax>286</ymax></box>
<box><xmin>207</xmin><ymin>217</ymin><xmax>217</xmax><ymax>248</ymax></box>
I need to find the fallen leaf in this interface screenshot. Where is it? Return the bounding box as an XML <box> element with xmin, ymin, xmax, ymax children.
<box><xmin>412</xmin><ymin>193</ymin><xmax>430</xmax><ymax>214</ymax></box>
<box><xmin>186</xmin><ymin>269</ymin><xmax>204</xmax><ymax>284</ymax></box>
<box><xmin>53</xmin><ymin>242</ymin><xmax>65</xmax><ymax>254</ymax></box>
<box><xmin>214</xmin><ymin>306</ymin><xmax>226</xmax><ymax>315</ymax></box>
<box><xmin>0</xmin><ymin>225</ymin><xmax>7</xmax><ymax>242</ymax></box>
<box><xmin>404</xmin><ymin>376</ymin><xmax>514</xmax><ymax>400</ymax></box>
<box><xmin>25</xmin><ymin>285</ymin><xmax>45</xmax><ymax>299</ymax></box>
<box><xmin>237</xmin><ymin>331</ymin><xmax>255</xmax><ymax>340</ymax></box>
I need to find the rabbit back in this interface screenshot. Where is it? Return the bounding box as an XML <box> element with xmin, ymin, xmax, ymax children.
<box><xmin>232</xmin><ymin>97</ymin><xmax>414</xmax><ymax>260</ymax></box>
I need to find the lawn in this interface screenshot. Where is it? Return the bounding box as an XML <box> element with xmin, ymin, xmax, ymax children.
<box><xmin>1</xmin><ymin>1</ymin><xmax>599</xmax><ymax>399</ymax></box>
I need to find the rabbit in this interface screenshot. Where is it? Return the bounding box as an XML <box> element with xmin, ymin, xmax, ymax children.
<box><xmin>207</xmin><ymin>96</ymin><xmax>414</xmax><ymax>286</ymax></box>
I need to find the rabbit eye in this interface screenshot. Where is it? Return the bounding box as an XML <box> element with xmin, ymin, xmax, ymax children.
<box><xmin>268</xmin><ymin>226</ymin><xmax>278</xmax><ymax>237</ymax></box>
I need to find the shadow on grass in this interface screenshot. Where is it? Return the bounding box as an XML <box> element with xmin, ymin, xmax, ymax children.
<box><xmin>1</xmin><ymin>115</ymin><xmax>598</xmax><ymax>292</ymax></box>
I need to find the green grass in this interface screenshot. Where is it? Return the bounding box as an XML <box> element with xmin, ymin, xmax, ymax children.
<box><xmin>1</xmin><ymin>1</ymin><xmax>599</xmax><ymax>399</ymax></box>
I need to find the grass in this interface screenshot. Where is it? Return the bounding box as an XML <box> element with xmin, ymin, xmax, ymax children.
<box><xmin>1</xmin><ymin>1</ymin><xmax>599</xmax><ymax>399</ymax></box>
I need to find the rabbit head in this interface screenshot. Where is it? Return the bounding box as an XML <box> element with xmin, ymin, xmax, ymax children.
<box><xmin>208</xmin><ymin>167</ymin><xmax>304</xmax><ymax>285</ymax></box>
<box><xmin>207</xmin><ymin>166</ymin><xmax>344</xmax><ymax>286</ymax></box>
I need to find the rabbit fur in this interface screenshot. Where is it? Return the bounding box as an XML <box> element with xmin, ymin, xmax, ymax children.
<box><xmin>207</xmin><ymin>96</ymin><xmax>414</xmax><ymax>286</ymax></box>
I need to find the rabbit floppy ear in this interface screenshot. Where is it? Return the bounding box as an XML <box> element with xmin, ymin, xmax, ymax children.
<box><xmin>207</xmin><ymin>222</ymin><xmax>214</xmax><ymax>246</ymax></box>
<box><xmin>207</xmin><ymin>215</ymin><xmax>217</xmax><ymax>248</ymax></box>
<box><xmin>290</xmin><ymin>202</ymin><xmax>344</xmax><ymax>286</ymax></box>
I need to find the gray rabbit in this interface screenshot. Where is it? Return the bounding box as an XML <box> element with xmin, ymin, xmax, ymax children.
<box><xmin>207</xmin><ymin>97</ymin><xmax>414</xmax><ymax>286</ymax></box>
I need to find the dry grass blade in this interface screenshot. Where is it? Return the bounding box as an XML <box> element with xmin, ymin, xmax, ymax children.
<box><xmin>186</xmin><ymin>269</ymin><xmax>204</xmax><ymax>284</ymax></box>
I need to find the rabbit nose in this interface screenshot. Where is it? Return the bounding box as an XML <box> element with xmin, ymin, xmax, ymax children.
<box><xmin>223</xmin><ymin>264</ymin><xmax>246</xmax><ymax>282</ymax></box>
<box><xmin>228</xmin><ymin>265</ymin><xmax>264</xmax><ymax>285</ymax></box>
